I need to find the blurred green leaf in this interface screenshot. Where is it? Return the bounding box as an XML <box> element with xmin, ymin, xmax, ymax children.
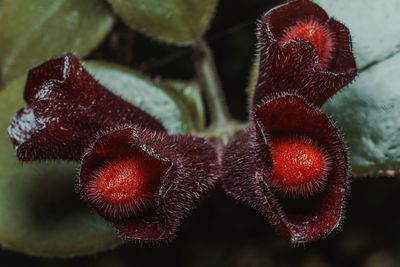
<box><xmin>86</xmin><ymin>61</ymin><xmax>200</xmax><ymax>133</ymax></box>
<box><xmin>107</xmin><ymin>0</ymin><xmax>218</xmax><ymax>44</ymax></box>
<box><xmin>314</xmin><ymin>0</ymin><xmax>400</xmax><ymax>176</ymax></box>
<box><xmin>162</xmin><ymin>80</ymin><xmax>206</xmax><ymax>132</ymax></box>
<box><xmin>0</xmin><ymin>77</ymin><xmax>122</xmax><ymax>257</ymax></box>
<box><xmin>0</xmin><ymin>0</ymin><xmax>115</xmax><ymax>87</ymax></box>
<box><xmin>323</xmin><ymin>53</ymin><xmax>400</xmax><ymax>177</ymax></box>
<box><xmin>315</xmin><ymin>0</ymin><xmax>400</xmax><ymax>69</ymax></box>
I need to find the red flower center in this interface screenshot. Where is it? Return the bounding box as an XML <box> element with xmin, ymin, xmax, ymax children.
<box><xmin>280</xmin><ymin>18</ymin><xmax>334</xmax><ymax>70</ymax></box>
<box><xmin>96</xmin><ymin>158</ymin><xmax>160</xmax><ymax>204</ymax></box>
<box><xmin>269</xmin><ymin>137</ymin><xmax>329</xmax><ymax>197</ymax></box>
<box><xmin>91</xmin><ymin>153</ymin><xmax>167</xmax><ymax>218</ymax></box>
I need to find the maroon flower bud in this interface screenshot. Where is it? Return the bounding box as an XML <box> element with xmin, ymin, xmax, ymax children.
<box><xmin>79</xmin><ymin>125</ymin><xmax>218</xmax><ymax>243</ymax></box>
<box><xmin>222</xmin><ymin>94</ymin><xmax>349</xmax><ymax>243</ymax></box>
<box><xmin>8</xmin><ymin>54</ymin><xmax>165</xmax><ymax>161</ymax></box>
<box><xmin>253</xmin><ymin>0</ymin><xmax>357</xmax><ymax>108</ymax></box>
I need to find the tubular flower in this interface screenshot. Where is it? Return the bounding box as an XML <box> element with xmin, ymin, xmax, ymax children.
<box><xmin>8</xmin><ymin>53</ymin><xmax>165</xmax><ymax>161</ymax></box>
<box><xmin>253</xmin><ymin>0</ymin><xmax>357</xmax><ymax>108</ymax></box>
<box><xmin>80</xmin><ymin>126</ymin><xmax>218</xmax><ymax>243</ymax></box>
<box><xmin>7</xmin><ymin>54</ymin><xmax>218</xmax><ymax>243</ymax></box>
<box><xmin>222</xmin><ymin>0</ymin><xmax>354</xmax><ymax>244</ymax></box>
<box><xmin>7</xmin><ymin>0</ymin><xmax>357</xmax><ymax>246</ymax></box>
<box><xmin>222</xmin><ymin>94</ymin><xmax>349</xmax><ymax>243</ymax></box>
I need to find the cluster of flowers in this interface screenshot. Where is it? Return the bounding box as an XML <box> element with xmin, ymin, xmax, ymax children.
<box><xmin>8</xmin><ymin>0</ymin><xmax>356</xmax><ymax>244</ymax></box>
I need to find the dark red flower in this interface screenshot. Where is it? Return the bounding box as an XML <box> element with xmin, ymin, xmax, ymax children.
<box><xmin>221</xmin><ymin>1</ymin><xmax>354</xmax><ymax>244</ymax></box>
<box><xmin>80</xmin><ymin>126</ymin><xmax>218</xmax><ymax>243</ymax></box>
<box><xmin>8</xmin><ymin>53</ymin><xmax>165</xmax><ymax>161</ymax></box>
<box><xmin>7</xmin><ymin>54</ymin><xmax>218</xmax><ymax>243</ymax></box>
<box><xmin>6</xmin><ymin>0</ymin><xmax>356</xmax><ymax>246</ymax></box>
<box><xmin>253</xmin><ymin>0</ymin><xmax>357</xmax><ymax>108</ymax></box>
<box><xmin>222</xmin><ymin>94</ymin><xmax>349</xmax><ymax>243</ymax></box>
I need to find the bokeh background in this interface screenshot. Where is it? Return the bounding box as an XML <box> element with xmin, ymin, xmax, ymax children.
<box><xmin>1</xmin><ymin>0</ymin><xmax>400</xmax><ymax>266</ymax></box>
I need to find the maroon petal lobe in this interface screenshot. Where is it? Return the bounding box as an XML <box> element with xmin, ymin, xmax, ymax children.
<box><xmin>253</xmin><ymin>0</ymin><xmax>357</xmax><ymax>108</ymax></box>
<box><xmin>263</xmin><ymin>0</ymin><xmax>329</xmax><ymax>44</ymax></box>
<box><xmin>8</xmin><ymin>53</ymin><xmax>165</xmax><ymax>161</ymax></box>
<box><xmin>222</xmin><ymin>94</ymin><xmax>349</xmax><ymax>243</ymax></box>
<box><xmin>328</xmin><ymin>19</ymin><xmax>357</xmax><ymax>74</ymax></box>
<box><xmin>79</xmin><ymin>125</ymin><xmax>218</xmax><ymax>243</ymax></box>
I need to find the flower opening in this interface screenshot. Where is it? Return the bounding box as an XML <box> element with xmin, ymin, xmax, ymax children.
<box><xmin>279</xmin><ymin>18</ymin><xmax>334</xmax><ymax>70</ymax></box>
<box><xmin>268</xmin><ymin>136</ymin><xmax>330</xmax><ymax>197</ymax></box>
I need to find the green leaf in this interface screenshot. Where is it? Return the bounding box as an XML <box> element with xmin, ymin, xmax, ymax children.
<box><xmin>107</xmin><ymin>0</ymin><xmax>218</xmax><ymax>44</ymax></box>
<box><xmin>86</xmin><ymin>61</ymin><xmax>198</xmax><ymax>133</ymax></box>
<box><xmin>313</xmin><ymin>0</ymin><xmax>400</xmax><ymax>176</ymax></box>
<box><xmin>0</xmin><ymin>77</ymin><xmax>122</xmax><ymax>257</ymax></box>
<box><xmin>0</xmin><ymin>0</ymin><xmax>115</xmax><ymax>87</ymax></box>
<box><xmin>323</xmin><ymin>53</ymin><xmax>400</xmax><ymax>177</ymax></box>
<box><xmin>315</xmin><ymin>0</ymin><xmax>400</xmax><ymax>69</ymax></box>
<box><xmin>162</xmin><ymin>80</ymin><xmax>206</xmax><ymax>132</ymax></box>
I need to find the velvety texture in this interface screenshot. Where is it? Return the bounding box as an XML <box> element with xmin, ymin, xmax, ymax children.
<box><xmin>80</xmin><ymin>126</ymin><xmax>219</xmax><ymax>243</ymax></box>
<box><xmin>221</xmin><ymin>0</ymin><xmax>354</xmax><ymax>243</ymax></box>
<box><xmin>7</xmin><ymin>53</ymin><xmax>219</xmax><ymax>244</ymax></box>
<box><xmin>6</xmin><ymin>0</ymin><xmax>357</xmax><ymax>246</ymax></box>
<box><xmin>253</xmin><ymin>0</ymin><xmax>357</xmax><ymax>108</ymax></box>
<box><xmin>222</xmin><ymin>94</ymin><xmax>349</xmax><ymax>244</ymax></box>
<box><xmin>8</xmin><ymin>53</ymin><xmax>165</xmax><ymax>161</ymax></box>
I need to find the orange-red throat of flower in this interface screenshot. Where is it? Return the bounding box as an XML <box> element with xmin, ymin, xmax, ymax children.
<box><xmin>268</xmin><ymin>137</ymin><xmax>330</xmax><ymax>198</ymax></box>
<box><xmin>87</xmin><ymin>146</ymin><xmax>169</xmax><ymax>219</ymax></box>
<box><xmin>96</xmin><ymin>158</ymin><xmax>160</xmax><ymax>205</ymax></box>
<box><xmin>279</xmin><ymin>18</ymin><xmax>334</xmax><ymax>70</ymax></box>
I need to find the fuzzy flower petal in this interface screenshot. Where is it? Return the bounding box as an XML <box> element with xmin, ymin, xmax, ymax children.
<box><xmin>79</xmin><ymin>125</ymin><xmax>218</xmax><ymax>243</ymax></box>
<box><xmin>8</xmin><ymin>54</ymin><xmax>165</xmax><ymax>161</ymax></box>
<box><xmin>222</xmin><ymin>94</ymin><xmax>349</xmax><ymax>243</ymax></box>
<box><xmin>253</xmin><ymin>0</ymin><xmax>357</xmax><ymax>108</ymax></box>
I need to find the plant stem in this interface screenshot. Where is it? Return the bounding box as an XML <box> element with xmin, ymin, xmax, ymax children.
<box><xmin>193</xmin><ymin>38</ymin><xmax>236</xmax><ymax>145</ymax></box>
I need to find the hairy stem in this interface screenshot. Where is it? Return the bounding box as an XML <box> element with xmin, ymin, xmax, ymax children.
<box><xmin>193</xmin><ymin>38</ymin><xmax>238</xmax><ymax>145</ymax></box>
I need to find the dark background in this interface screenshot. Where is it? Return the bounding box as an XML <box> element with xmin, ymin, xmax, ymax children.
<box><xmin>2</xmin><ymin>0</ymin><xmax>400</xmax><ymax>266</ymax></box>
